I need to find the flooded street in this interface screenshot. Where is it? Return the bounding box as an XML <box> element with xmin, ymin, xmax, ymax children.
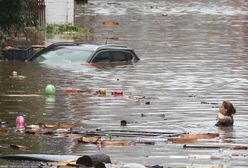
<box><xmin>1</xmin><ymin>0</ymin><xmax>248</xmax><ymax>167</ymax></box>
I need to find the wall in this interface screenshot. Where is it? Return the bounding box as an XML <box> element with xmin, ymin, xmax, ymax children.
<box><xmin>45</xmin><ymin>0</ymin><xmax>74</xmax><ymax>24</ymax></box>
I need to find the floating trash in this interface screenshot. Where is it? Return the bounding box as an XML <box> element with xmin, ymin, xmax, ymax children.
<box><xmin>10</xmin><ymin>144</ymin><xmax>28</xmax><ymax>151</ymax></box>
<box><xmin>122</xmin><ymin>163</ymin><xmax>146</xmax><ymax>168</ymax></box>
<box><xmin>9</xmin><ymin>71</ymin><xmax>27</xmax><ymax>80</ymax></box>
<box><xmin>16</xmin><ymin>115</ymin><xmax>25</xmax><ymax>130</ymax></box>
<box><xmin>101</xmin><ymin>140</ymin><xmax>129</xmax><ymax>147</ymax></box>
<box><xmin>112</xmin><ymin>90</ymin><xmax>123</xmax><ymax>96</ymax></box>
<box><xmin>168</xmin><ymin>133</ymin><xmax>219</xmax><ymax>144</ymax></box>
<box><xmin>102</xmin><ymin>21</ymin><xmax>119</xmax><ymax>27</ymax></box>
<box><xmin>211</xmin><ymin>149</ymin><xmax>232</xmax><ymax>161</ymax></box>
<box><xmin>61</xmin><ymin>88</ymin><xmax>81</xmax><ymax>94</ymax></box>
<box><xmin>120</xmin><ymin>120</ymin><xmax>127</xmax><ymax>126</ymax></box>
<box><xmin>99</xmin><ymin>88</ymin><xmax>107</xmax><ymax>96</ymax></box>
<box><xmin>0</xmin><ymin>128</ymin><xmax>7</xmax><ymax>135</ymax></box>
<box><xmin>45</xmin><ymin>84</ymin><xmax>56</xmax><ymax>95</ymax></box>
<box><xmin>78</xmin><ymin>135</ymin><xmax>101</xmax><ymax>144</ymax></box>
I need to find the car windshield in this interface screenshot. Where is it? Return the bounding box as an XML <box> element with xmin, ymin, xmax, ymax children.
<box><xmin>32</xmin><ymin>46</ymin><xmax>93</xmax><ymax>64</ymax></box>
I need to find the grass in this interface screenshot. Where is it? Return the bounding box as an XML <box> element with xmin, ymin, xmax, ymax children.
<box><xmin>45</xmin><ymin>23</ymin><xmax>91</xmax><ymax>36</ymax></box>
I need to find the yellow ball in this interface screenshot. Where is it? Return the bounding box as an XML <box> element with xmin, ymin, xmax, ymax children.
<box><xmin>99</xmin><ymin>88</ymin><xmax>106</xmax><ymax>95</ymax></box>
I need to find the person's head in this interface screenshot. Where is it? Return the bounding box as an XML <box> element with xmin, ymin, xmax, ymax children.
<box><xmin>219</xmin><ymin>101</ymin><xmax>236</xmax><ymax>116</ymax></box>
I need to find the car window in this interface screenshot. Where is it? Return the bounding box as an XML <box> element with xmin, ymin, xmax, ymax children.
<box><xmin>32</xmin><ymin>47</ymin><xmax>92</xmax><ymax>63</ymax></box>
<box><xmin>92</xmin><ymin>50</ymin><xmax>134</xmax><ymax>63</ymax></box>
<box><xmin>110</xmin><ymin>51</ymin><xmax>133</xmax><ymax>62</ymax></box>
<box><xmin>92</xmin><ymin>51</ymin><xmax>111</xmax><ymax>62</ymax></box>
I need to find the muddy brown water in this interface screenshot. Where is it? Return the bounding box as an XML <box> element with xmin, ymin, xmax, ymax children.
<box><xmin>1</xmin><ymin>0</ymin><xmax>248</xmax><ymax>167</ymax></box>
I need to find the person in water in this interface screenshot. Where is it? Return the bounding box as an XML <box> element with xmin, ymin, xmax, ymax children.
<box><xmin>215</xmin><ymin>101</ymin><xmax>236</xmax><ymax>127</ymax></box>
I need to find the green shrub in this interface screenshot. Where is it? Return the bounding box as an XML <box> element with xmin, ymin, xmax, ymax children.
<box><xmin>45</xmin><ymin>24</ymin><xmax>91</xmax><ymax>36</ymax></box>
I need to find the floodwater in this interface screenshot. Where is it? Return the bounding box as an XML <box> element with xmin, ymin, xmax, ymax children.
<box><xmin>1</xmin><ymin>0</ymin><xmax>248</xmax><ymax>167</ymax></box>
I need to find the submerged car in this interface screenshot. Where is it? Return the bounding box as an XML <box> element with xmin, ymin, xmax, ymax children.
<box><xmin>27</xmin><ymin>42</ymin><xmax>140</xmax><ymax>67</ymax></box>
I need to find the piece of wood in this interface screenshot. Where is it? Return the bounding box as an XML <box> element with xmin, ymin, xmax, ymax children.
<box><xmin>183</xmin><ymin>144</ymin><xmax>224</xmax><ymax>149</ymax></box>
<box><xmin>48</xmin><ymin>160</ymin><xmax>76</xmax><ymax>166</ymax></box>
<box><xmin>181</xmin><ymin>133</ymin><xmax>219</xmax><ymax>139</ymax></box>
<box><xmin>168</xmin><ymin>137</ymin><xmax>197</xmax><ymax>144</ymax></box>
<box><xmin>205</xmin><ymin>142</ymin><xmax>248</xmax><ymax>147</ymax></box>
<box><xmin>78</xmin><ymin>135</ymin><xmax>101</xmax><ymax>144</ymax></box>
<box><xmin>83</xmin><ymin>129</ymin><xmax>185</xmax><ymax>137</ymax></box>
<box><xmin>61</xmin><ymin>88</ymin><xmax>81</xmax><ymax>94</ymax></box>
<box><xmin>134</xmin><ymin>141</ymin><xmax>155</xmax><ymax>145</ymax></box>
<box><xmin>9</xmin><ymin>144</ymin><xmax>28</xmax><ymax>151</ymax></box>
<box><xmin>168</xmin><ymin>133</ymin><xmax>219</xmax><ymax>144</ymax></box>
<box><xmin>41</xmin><ymin>122</ymin><xmax>73</xmax><ymax>129</ymax></box>
<box><xmin>189</xmin><ymin>143</ymin><xmax>248</xmax><ymax>150</ymax></box>
<box><xmin>0</xmin><ymin>128</ymin><xmax>7</xmax><ymax>134</ymax></box>
<box><xmin>3</xmin><ymin>94</ymin><xmax>42</xmax><ymax>97</ymax></box>
<box><xmin>102</xmin><ymin>21</ymin><xmax>119</xmax><ymax>27</ymax></box>
<box><xmin>0</xmin><ymin>154</ymin><xmax>81</xmax><ymax>162</ymax></box>
<box><xmin>101</xmin><ymin>140</ymin><xmax>129</xmax><ymax>147</ymax></box>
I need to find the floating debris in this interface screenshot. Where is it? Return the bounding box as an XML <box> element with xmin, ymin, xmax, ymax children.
<box><xmin>45</xmin><ymin>84</ymin><xmax>56</xmax><ymax>95</ymax></box>
<box><xmin>16</xmin><ymin>114</ymin><xmax>25</xmax><ymax>130</ymax></box>
<box><xmin>101</xmin><ymin>140</ymin><xmax>129</xmax><ymax>147</ymax></box>
<box><xmin>25</xmin><ymin>122</ymin><xmax>73</xmax><ymax>135</ymax></box>
<box><xmin>10</xmin><ymin>144</ymin><xmax>28</xmax><ymax>151</ymax></box>
<box><xmin>168</xmin><ymin>133</ymin><xmax>219</xmax><ymax>144</ymax></box>
<box><xmin>188</xmin><ymin>94</ymin><xmax>196</xmax><ymax>97</ymax></box>
<box><xmin>47</xmin><ymin>160</ymin><xmax>76</xmax><ymax>167</ymax></box>
<box><xmin>123</xmin><ymin>163</ymin><xmax>146</xmax><ymax>168</ymax></box>
<box><xmin>120</xmin><ymin>120</ymin><xmax>127</xmax><ymax>126</ymax></box>
<box><xmin>41</xmin><ymin>122</ymin><xmax>73</xmax><ymax>129</ymax></box>
<box><xmin>78</xmin><ymin>135</ymin><xmax>101</xmax><ymax>144</ymax></box>
<box><xmin>141</xmin><ymin>113</ymin><xmax>165</xmax><ymax>118</ymax></box>
<box><xmin>61</xmin><ymin>88</ymin><xmax>81</xmax><ymax>94</ymax></box>
<box><xmin>112</xmin><ymin>90</ymin><xmax>123</xmax><ymax>96</ymax></box>
<box><xmin>134</xmin><ymin>141</ymin><xmax>155</xmax><ymax>145</ymax></box>
<box><xmin>201</xmin><ymin>101</ymin><xmax>218</xmax><ymax>105</ymax></box>
<box><xmin>161</xmin><ymin>12</ymin><xmax>168</xmax><ymax>16</ymax></box>
<box><xmin>232</xmin><ymin>146</ymin><xmax>248</xmax><ymax>150</ymax></box>
<box><xmin>0</xmin><ymin>128</ymin><xmax>7</xmax><ymax>135</ymax></box>
<box><xmin>9</xmin><ymin>71</ymin><xmax>27</xmax><ymax>80</ymax></box>
<box><xmin>2</xmin><ymin>94</ymin><xmax>42</xmax><ymax>97</ymax></box>
<box><xmin>99</xmin><ymin>88</ymin><xmax>107</xmax><ymax>96</ymax></box>
<box><xmin>105</xmin><ymin>37</ymin><xmax>119</xmax><ymax>40</ymax></box>
<box><xmin>102</xmin><ymin>21</ymin><xmax>119</xmax><ymax>27</ymax></box>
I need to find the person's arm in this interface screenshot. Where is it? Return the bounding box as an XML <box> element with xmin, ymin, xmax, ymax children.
<box><xmin>217</xmin><ymin>113</ymin><xmax>233</xmax><ymax>124</ymax></box>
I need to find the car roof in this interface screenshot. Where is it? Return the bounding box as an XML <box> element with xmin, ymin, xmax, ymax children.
<box><xmin>48</xmin><ymin>42</ymin><xmax>133</xmax><ymax>51</ymax></box>
<box><xmin>27</xmin><ymin>42</ymin><xmax>138</xmax><ymax>61</ymax></box>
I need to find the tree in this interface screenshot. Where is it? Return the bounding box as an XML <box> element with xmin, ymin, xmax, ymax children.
<box><xmin>0</xmin><ymin>0</ymin><xmax>38</xmax><ymax>48</ymax></box>
<box><xmin>0</xmin><ymin>0</ymin><xmax>27</xmax><ymax>34</ymax></box>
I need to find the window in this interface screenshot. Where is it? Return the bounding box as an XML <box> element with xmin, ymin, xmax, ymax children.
<box><xmin>33</xmin><ymin>47</ymin><xmax>92</xmax><ymax>63</ymax></box>
<box><xmin>92</xmin><ymin>51</ymin><xmax>111</xmax><ymax>62</ymax></box>
<box><xmin>110</xmin><ymin>51</ymin><xmax>133</xmax><ymax>62</ymax></box>
<box><xmin>92</xmin><ymin>50</ymin><xmax>134</xmax><ymax>63</ymax></box>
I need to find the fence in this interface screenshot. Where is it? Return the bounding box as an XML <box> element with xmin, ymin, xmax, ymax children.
<box><xmin>28</xmin><ymin>0</ymin><xmax>46</xmax><ymax>25</ymax></box>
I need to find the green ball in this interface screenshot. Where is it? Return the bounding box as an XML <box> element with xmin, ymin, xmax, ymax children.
<box><xmin>45</xmin><ymin>84</ymin><xmax>56</xmax><ymax>95</ymax></box>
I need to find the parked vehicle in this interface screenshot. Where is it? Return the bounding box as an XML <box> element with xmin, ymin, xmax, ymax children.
<box><xmin>27</xmin><ymin>42</ymin><xmax>140</xmax><ymax>68</ymax></box>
